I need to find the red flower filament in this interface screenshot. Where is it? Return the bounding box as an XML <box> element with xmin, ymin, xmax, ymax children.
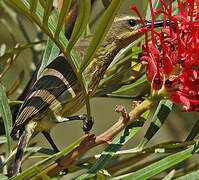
<box><xmin>132</xmin><ymin>0</ymin><xmax>199</xmax><ymax>111</ymax></box>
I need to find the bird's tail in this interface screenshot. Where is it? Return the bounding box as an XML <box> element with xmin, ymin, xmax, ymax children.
<box><xmin>12</xmin><ymin>122</ymin><xmax>36</xmax><ymax>176</ymax></box>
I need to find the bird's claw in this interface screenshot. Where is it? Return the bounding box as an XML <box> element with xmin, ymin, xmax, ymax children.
<box><xmin>81</xmin><ymin>115</ymin><xmax>94</xmax><ymax>132</ymax></box>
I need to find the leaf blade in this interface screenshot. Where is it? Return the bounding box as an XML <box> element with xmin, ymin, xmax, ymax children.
<box><xmin>66</xmin><ymin>0</ymin><xmax>91</xmax><ymax>52</ymax></box>
<box><xmin>76</xmin><ymin>118</ymin><xmax>146</xmax><ymax>180</ymax></box>
<box><xmin>123</xmin><ymin>141</ymin><xmax>199</xmax><ymax>180</ymax></box>
<box><xmin>0</xmin><ymin>84</ymin><xmax>12</xmax><ymax>155</ymax></box>
<box><xmin>79</xmin><ymin>0</ymin><xmax>124</xmax><ymax>72</ymax></box>
<box><xmin>37</xmin><ymin>38</ymin><xmax>60</xmax><ymax>79</ymax></box>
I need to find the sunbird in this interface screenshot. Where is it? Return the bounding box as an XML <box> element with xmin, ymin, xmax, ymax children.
<box><xmin>11</xmin><ymin>15</ymin><xmax>167</xmax><ymax>176</ymax></box>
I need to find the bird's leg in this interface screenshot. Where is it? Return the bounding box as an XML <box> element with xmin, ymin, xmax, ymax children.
<box><xmin>42</xmin><ymin>131</ymin><xmax>59</xmax><ymax>153</ymax></box>
<box><xmin>42</xmin><ymin>132</ymin><xmax>69</xmax><ymax>174</ymax></box>
<box><xmin>42</xmin><ymin>115</ymin><xmax>94</xmax><ymax>175</ymax></box>
<box><xmin>57</xmin><ymin>114</ymin><xmax>94</xmax><ymax>132</ymax></box>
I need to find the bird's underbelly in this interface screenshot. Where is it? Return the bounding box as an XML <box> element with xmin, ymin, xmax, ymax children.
<box><xmin>34</xmin><ymin>117</ymin><xmax>56</xmax><ymax>132</ymax></box>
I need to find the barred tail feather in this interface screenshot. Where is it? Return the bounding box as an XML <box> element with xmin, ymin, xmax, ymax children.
<box><xmin>13</xmin><ymin>122</ymin><xmax>36</xmax><ymax>176</ymax></box>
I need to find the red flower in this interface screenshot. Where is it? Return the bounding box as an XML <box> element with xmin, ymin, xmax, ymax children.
<box><xmin>132</xmin><ymin>0</ymin><xmax>199</xmax><ymax>111</ymax></box>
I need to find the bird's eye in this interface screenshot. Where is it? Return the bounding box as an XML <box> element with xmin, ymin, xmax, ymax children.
<box><xmin>128</xmin><ymin>19</ymin><xmax>136</xmax><ymax>26</ymax></box>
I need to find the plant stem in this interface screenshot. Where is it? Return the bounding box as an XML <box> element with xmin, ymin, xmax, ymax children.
<box><xmin>129</xmin><ymin>98</ymin><xmax>154</xmax><ymax>121</ymax></box>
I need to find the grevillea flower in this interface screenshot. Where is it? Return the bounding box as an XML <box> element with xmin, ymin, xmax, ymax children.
<box><xmin>132</xmin><ymin>0</ymin><xmax>199</xmax><ymax>111</ymax></box>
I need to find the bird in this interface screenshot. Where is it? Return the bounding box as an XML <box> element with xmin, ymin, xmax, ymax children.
<box><xmin>10</xmin><ymin>15</ymin><xmax>167</xmax><ymax>176</ymax></box>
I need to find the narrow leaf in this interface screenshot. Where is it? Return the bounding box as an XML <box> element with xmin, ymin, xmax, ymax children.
<box><xmin>31</xmin><ymin>166</ymin><xmax>51</xmax><ymax>180</ymax></box>
<box><xmin>145</xmin><ymin>0</ymin><xmax>160</xmax><ymax>20</ymax></box>
<box><xmin>8</xmin><ymin>100</ymin><xmax>23</xmax><ymax>106</ymax></box>
<box><xmin>66</xmin><ymin>0</ymin><xmax>91</xmax><ymax>52</ymax></box>
<box><xmin>80</xmin><ymin>0</ymin><xmax>124</xmax><ymax>72</ymax></box>
<box><xmin>107</xmin><ymin>35</ymin><xmax>145</xmax><ymax>71</ymax></box>
<box><xmin>123</xmin><ymin>141</ymin><xmax>199</xmax><ymax>180</ymax></box>
<box><xmin>26</xmin><ymin>147</ymin><xmax>55</xmax><ymax>155</ymax></box>
<box><xmin>0</xmin><ymin>136</ymin><xmax>7</xmax><ymax>145</ymax></box>
<box><xmin>0</xmin><ymin>41</ymin><xmax>45</xmax><ymax>66</ymax></box>
<box><xmin>175</xmin><ymin>169</ymin><xmax>199</xmax><ymax>180</ymax></box>
<box><xmin>137</xmin><ymin>100</ymin><xmax>173</xmax><ymax>149</ymax></box>
<box><xmin>11</xmin><ymin>135</ymin><xmax>87</xmax><ymax>180</ymax></box>
<box><xmin>0</xmin><ymin>84</ymin><xmax>12</xmax><ymax>155</ymax></box>
<box><xmin>112</xmin><ymin>74</ymin><xmax>147</xmax><ymax>94</ymax></box>
<box><xmin>42</xmin><ymin>0</ymin><xmax>53</xmax><ymax>27</ymax></box>
<box><xmin>185</xmin><ymin>118</ymin><xmax>199</xmax><ymax>141</ymax></box>
<box><xmin>30</xmin><ymin>0</ymin><xmax>37</xmax><ymax>14</ymax></box>
<box><xmin>54</xmin><ymin>0</ymin><xmax>72</xmax><ymax>39</ymax></box>
<box><xmin>7</xmin><ymin>0</ymin><xmax>80</xmax><ymax>70</ymax></box>
<box><xmin>0</xmin><ymin>174</ymin><xmax>8</xmax><ymax>180</ymax></box>
<box><xmin>7</xmin><ymin>0</ymin><xmax>29</xmax><ymax>13</ymax></box>
<box><xmin>37</xmin><ymin>38</ymin><xmax>60</xmax><ymax>79</ymax></box>
<box><xmin>101</xmin><ymin>0</ymin><xmax>111</xmax><ymax>9</ymax></box>
<box><xmin>76</xmin><ymin>120</ymin><xmax>145</xmax><ymax>180</ymax></box>
<box><xmin>163</xmin><ymin>170</ymin><xmax>175</xmax><ymax>180</ymax></box>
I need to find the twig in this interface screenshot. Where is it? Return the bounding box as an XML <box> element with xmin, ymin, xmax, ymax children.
<box><xmin>7</xmin><ymin>70</ymin><xmax>24</xmax><ymax>96</ymax></box>
<box><xmin>0</xmin><ymin>44</ymin><xmax>20</xmax><ymax>80</ymax></box>
<box><xmin>36</xmin><ymin>98</ymin><xmax>153</xmax><ymax>177</ymax></box>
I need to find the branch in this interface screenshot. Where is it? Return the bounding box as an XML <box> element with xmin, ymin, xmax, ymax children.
<box><xmin>38</xmin><ymin>99</ymin><xmax>153</xmax><ymax>177</ymax></box>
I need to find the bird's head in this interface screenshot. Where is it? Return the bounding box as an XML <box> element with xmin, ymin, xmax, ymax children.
<box><xmin>105</xmin><ymin>15</ymin><xmax>167</xmax><ymax>48</ymax></box>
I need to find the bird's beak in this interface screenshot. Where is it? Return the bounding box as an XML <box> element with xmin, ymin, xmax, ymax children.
<box><xmin>145</xmin><ymin>20</ymin><xmax>174</xmax><ymax>28</ymax></box>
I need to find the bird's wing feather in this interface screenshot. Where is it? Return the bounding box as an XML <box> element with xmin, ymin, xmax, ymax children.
<box><xmin>11</xmin><ymin>56</ymin><xmax>79</xmax><ymax>136</ymax></box>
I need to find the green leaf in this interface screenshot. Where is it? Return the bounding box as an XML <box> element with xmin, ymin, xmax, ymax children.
<box><xmin>54</xmin><ymin>0</ymin><xmax>72</xmax><ymax>38</ymax></box>
<box><xmin>163</xmin><ymin>170</ymin><xmax>175</xmax><ymax>180</ymax></box>
<box><xmin>11</xmin><ymin>135</ymin><xmax>87</xmax><ymax>180</ymax></box>
<box><xmin>31</xmin><ymin>166</ymin><xmax>51</xmax><ymax>180</ymax></box>
<box><xmin>1</xmin><ymin>0</ymin><xmax>18</xmax><ymax>24</ymax></box>
<box><xmin>101</xmin><ymin>0</ymin><xmax>111</xmax><ymax>9</ymax></box>
<box><xmin>99</xmin><ymin>48</ymin><xmax>142</xmax><ymax>89</ymax></box>
<box><xmin>114</xmin><ymin>140</ymin><xmax>195</xmax><ymax>156</ymax></box>
<box><xmin>185</xmin><ymin>118</ymin><xmax>199</xmax><ymax>141</ymax></box>
<box><xmin>123</xmin><ymin>141</ymin><xmax>199</xmax><ymax>180</ymax></box>
<box><xmin>0</xmin><ymin>136</ymin><xmax>7</xmax><ymax>144</ymax></box>
<box><xmin>30</xmin><ymin>0</ymin><xmax>37</xmax><ymax>14</ymax></box>
<box><xmin>0</xmin><ymin>41</ymin><xmax>45</xmax><ymax>66</ymax></box>
<box><xmin>0</xmin><ymin>84</ymin><xmax>12</xmax><ymax>155</ymax></box>
<box><xmin>8</xmin><ymin>100</ymin><xmax>23</xmax><ymax>106</ymax></box>
<box><xmin>66</xmin><ymin>0</ymin><xmax>91</xmax><ymax>52</ymax></box>
<box><xmin>80</xmin><ymin>0</ymin><xmax>124</xmax><ymax>72</ymax></box>
<box><xmin>3</xmin><ymin>145</ymin><xmax>54</xmax><ymax>168</ymax></box>
<box><xmin>107</xmin><ymin>46</ymin><xmax>141</xmax><ymax>71</ymax></box>
<box><xmin>137</xmin><ymin>100</ymin><xmax>173</xmax><ymax>149</ymax></box>
<box><xmin>175</xmin><ymin>169</ymin><xmax>199</xmax><ymax>180</ymax></box>
<box><xmin>99</xmin><ymin>65</ymin><xmax>133</xmax><ymax>89</ymax></box>
<box><xmin>145</xmin><ymin>0</ymin><xmax>160</xmax><ymax>20</ymax></box>
<box><xmin>76</xmin><ymin>120</ymin><xmax>145</xmax><ymax>180</ymax></box>
<box><xmin>42</xmin><ymin>0</ymin><xmax>53</xmax><ymax>27</ymax></box>
<box><xmin>0</xmin><ymin>174</ymin><xmax>8</xmax><ymax>180</ymax></box>
<box><xmin>8</xmin><ymin>0</ymin><xmax>29</xmax><ymax>14</ymax></box>
<box><xmin>96</xmin><ymin>170</ymin><xmax>106</xmax><ymax>180</ymax></box>
<box><xmin>26</xmin><ymin>147</ymin><xmax>55</xmax><ymax>155</ymax></box>
<box><xmin>112</xmin><ymin>74</ymin><xmax>147</xmax><ymax>94</ymax></box>
<box><xmin>37</xmin><ymin>38</ymin><xmax>60</xmax><ymax>79</ymax></box>
<box><xmin>107</xmin><ymin>34</ymin><xmax>145</xmax><ymax>72</ymax></box>
<box><xmin>7</xmin><ymin>0</ymin><xmax>80</xmax><ymax>70</ymax></box>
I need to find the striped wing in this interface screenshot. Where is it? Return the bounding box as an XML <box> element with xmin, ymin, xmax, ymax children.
<box><xmin>11</xmin><ymin>56</ymin><xmax>80</xmax><ymax>136</ymax></box>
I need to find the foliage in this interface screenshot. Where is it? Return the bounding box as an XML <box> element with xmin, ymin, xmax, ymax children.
<box><xmin>0</xmin><ymin>0</ymin><xmax>198</xmax><ymax>179</ymax></box>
